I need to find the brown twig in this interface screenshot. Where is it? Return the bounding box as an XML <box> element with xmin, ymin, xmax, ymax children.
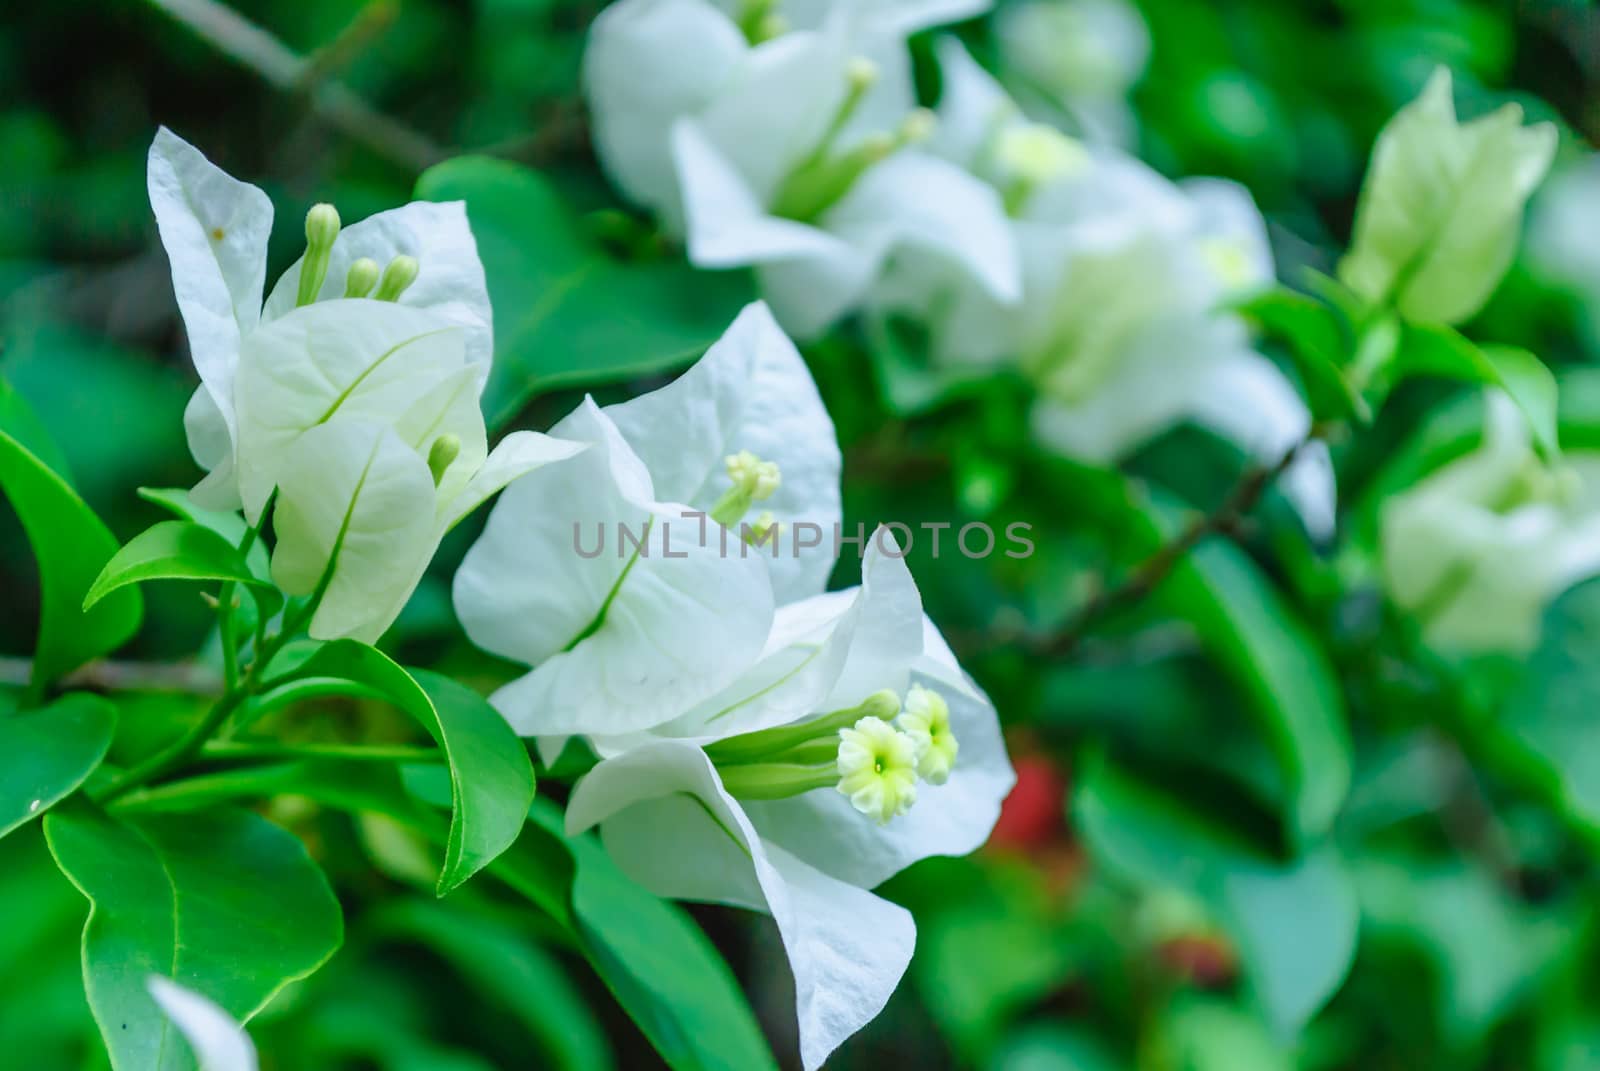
<box><xmin>144</xmin><ymin>0</ymin><xmax>443</xmax><ymax>171</ymax></box>
<box><xmin>0</xmin><ymin>656</ymin><xmax>223</xmax><ymax>696</ymax></box>
<box><xmin>1038</xmin><ymin>430</ymin><xmax>1322</xmax><ymax>659</ymax></box>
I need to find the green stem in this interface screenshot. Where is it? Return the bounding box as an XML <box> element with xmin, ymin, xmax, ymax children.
<box><xmin>201</xmin><ymin>740</ymin><xmax>442</xmax><ymax>764</ymax></box>
<box><xmin>705</xmin><ymin>701</ymin><xmax>872</xmax><ymax>764</ymax></box>
<box><xmin>217</xmin><ymin>494</ymin><xmax>272</xmax><ymax>692</ymax></box>
<box><xmin>91</xmin><ymin>686</ymin><xmax>249</xmax><ymax>803</ymax></box>
<box><xmin>716</xmin><ymin>761</ymin><xmax>838</xmax><ymax>801</ymax></box>
<box><xmin>234</xmin><ymin>676</ymin><xmax>388</xmax><ymax>732</ymax></box>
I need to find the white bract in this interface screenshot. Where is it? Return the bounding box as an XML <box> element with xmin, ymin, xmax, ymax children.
<box><xmin>993</xmin><ymin>0</ymin><xmax>1150</xmax><ymax>146</ymax></box>
<box><xmin>562</xmin><ymin>536</ymin><xmax>1015</xmax><ymax>1071</ymax></box>
<box><xmin>874</xmin><ymin>41</ymin><xmax>1336</xmax><ymax>536</ymax></box>
<box><xmin>149</xmin><ymin>128</ymin><xmax>574</xmax><ymax>641</ymax></box>
<box><xmin>1382</xmin><ymin>391</ymin><xmax>1600</xmax><ymax>654</ymax></box>
<box><xmin>1340</xmin><ymin>67</ymin><xmax>1556</xmax><ymax>325</ymax></box>
<box><xmin>583</xmin><ymin>0</ymin><xmax>1020</xmax><ymax>337</ymax></box>
<box><xmin>147</xmin><ymin>977</ymin><xmax>257</xmax><ymax>1071</ymax></box>
<box><xmin>1527</xmin><ymin>158</ymin><xmax>1600</xmax><ymax>349</ymax></box>
<box><xmin>454</xmin><ymin>302</ymin><xmax>842</xmax><ymax>738</ymax></box>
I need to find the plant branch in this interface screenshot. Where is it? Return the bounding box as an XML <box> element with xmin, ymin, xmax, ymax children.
<box><xmin>0</xmin><ymin>656</ymin><xmax>223</xmax><ymax>695</ymax></box>
<box><xmin>144</xmin><ymin>0</ymin><xmax>443</xmax><ymax>171</ymax></box>
<box><xmin>201</xmin><ymin>740</ymin><xmax>442</xmax><ymax>764</ymax></box>
<box><xmin>1040</xmin><ymin>428</ymin><xmax>1325</xmax><ymax>659</ymax></box>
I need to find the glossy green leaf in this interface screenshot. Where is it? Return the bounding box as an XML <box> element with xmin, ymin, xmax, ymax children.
<box><xmin>1143</xmin><ymin>505</ymin><xmax>1352</xmax><ymax>841</ymax></box>
<box><xmin>1076</xmin><ymin>759</ymin><xmax>1358</xmax><ymax>1035</ymax></box>
<box><xmin>1396</xmin><ymin>324</ymin><xmax>1559</xmax><ymax>459</ymax></box>
<box><xmin>1495</xmin><ymin>578</ymin><xmax>1600</xmax><ymax>839</ymax></box>
<box><xmin>528</xmin><ymin>800</ymin><xmax>779</xmax><ymax>1071</ymax></box>
<box><xmin>1357</xmin><ymin>854</ymin><xmax>1567</xmax><ymax>1041</ymax></box>
<box><xmin>375</xmin><ymin>901</ymin><xmax>615</xmax><ymax>1071</ymax></box>
<box><xmin>0</xmin><ymin>694</ymin><xmax>115</xmax><ymax>837</ymax></box>
<box><xmin>0</xmin><ymin>380</ymin><xmax>142</xmax><ymax>692</ymax></box>
<box><xmin>83</xmin><ymin>520</ymin><xmax>269</xmax><ymax>610</ymax></box>
<box><xmin>138</xmin><ymin>487</ymin><xmax>270</xmax><ymax>577</ymax></box>
<box><xmin>44</xmin><ymin>803</ymin><xmax>343</xmax><ymax>1071</ymax></box>
<box><xmin>271</xmin><ymin>641</ymin><xmax>536</xmax><ymax>894</ymax></box>
<box><xmin>415</xmin><ymin>156</ymin><xmax>755</xmax><ymax>427</ymax></box>
<box><xmin>1157</xmin><ymin>997</ymin><xmax>1291</xmax><ymax>1071</ymax></box>
<box><xmin>1237</xmin><ymin>286</ymin><xmax>1368</xmax><ymax>423</ymax></box>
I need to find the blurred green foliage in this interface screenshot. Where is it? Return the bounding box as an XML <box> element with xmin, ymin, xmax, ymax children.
<box><xmin>6</xmin><ymin>0</ymin><xmax>1600</xmax><ymax>1069</ymax></box>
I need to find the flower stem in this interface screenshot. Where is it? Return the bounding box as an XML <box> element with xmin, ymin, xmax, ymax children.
<box><xmin>1040</xmin><ymin>425</ymin><xmax>1329</xmax><ymax>659</ymax></box>
<box><xmin>200</xmin><ymin>741</ymin><xmax>442</xmax><ymax>764</ymax></box>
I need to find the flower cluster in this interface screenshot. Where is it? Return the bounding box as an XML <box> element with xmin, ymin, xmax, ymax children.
<box><xmin>583</xmin><ymin>1</ymin><xmax>1336</xmax><ymax>536</ymax></box>
<box><xmin>1382</xmin><ymin>391</ymin><xmax>1600</xmax><ymax>655</ymax></box>
<box><xmin>453</xmin><ymin>302</ymin><xmax>1014</xmax><ymax>1070</ymax></box>
<box><xmin>154</xmin><ymin>134</ymin><xmax>1014</xmax><ymax>1066</ymax></box>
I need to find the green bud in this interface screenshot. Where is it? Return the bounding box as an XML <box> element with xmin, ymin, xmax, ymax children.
<box><xmin>1339</xmin><ymin>67</ymin><xmax>1556</xmax><ymax>324</ymax></box>
<box><xmin>846</xmin><ymin>57</ymin><xmax>879</xmax><ymax>92</ymax></box>
<box><xmin>705</xmin><ymin>690</ymin><xmax>903</xmax><ymax>765</ymax></box>
<box><xmin>859</xmin><ymin>688</ymin><xmax>901</xmax><ymax>721</ymax></box>
<box><xmin>426</xmin><ymin>434</ymin><xmax>462</xmax><ymax>486</ymax></box>
<box><xmin>718</xmin><ymin>761</ymin><xmax>838</xmax><ymax>801</ymax></box>
<box><xmin>296</xmin><ymin>203</ymin><xmax>342</xmax><ymax>307</ymax></box>
<box><xmin>343</xmin><ymin>257</ymin><xmax>381</xmax><ymax>298</ymax></box>
<box><xmin>374</xmin><ymin>255</ymin><xmax>420</xmax><ymax>301</ymax></box>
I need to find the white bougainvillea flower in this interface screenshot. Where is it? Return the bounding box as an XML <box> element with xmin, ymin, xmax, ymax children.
<box><xmin>1526</xmin><ymin>158</ymin><xmax>1600</xmax><ymax>349</ymax></box>
<box><xmin>599</xmin><ymin>301</ymin><xmax>842</xmax><ymax>601</ymax></box>
<box><xmin>456</xmin><ymin>399</ymin><xmax>775</xmax><ymax>738</ymax></box>
<box><xmin>147</xmin><ymin>126</ymin><xmax>491</xmax><ymax>510</ymax></box>
<box><xmin>584</xmin><ymin>0</ymin><xmax>1019</xmax><ymax>338</ymax></box>
<box><xmin>564</xmin><ymin>535</ymin><xmax>1014</xmax><ymax>1071</ymax></box>
<box><xmin>875</xmin><ymin>40</ymin><xmax>1335</xmax><ymax>536</ymax></box>
<box><xmin>148</xmin><ymin>127</ymin><xmax>557</xmax><ymax>641</ymax></box>
<box><xmin>271</xmin><ymin>414</ymin><xmax>580</xmax><ymax>644</ymax></box>
<box><xmin>1382</xmin><ymin>391</ymin><xmax>1600</xmax><ymax>654</ymax></box>
<box><xmin>1339</xmin><ymin>67</ymin><xmax>1555</xmax><ymax>325</ymax></box>
<box><xmin>993</xmin><ymin>0</ymin><xmax>1150</xmax><ymax>146</ymax></box>
<box><xmin>457</xmin><ymin>303</ymin><xmax>843</xmax><ymax>736</ymax></box>
<box><xmin>147</xmin><ymin>977</ymin><xmax>257</xmax><ymax>1071</ymax></box>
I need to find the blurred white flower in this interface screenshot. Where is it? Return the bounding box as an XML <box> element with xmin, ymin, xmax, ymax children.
<box><xmin>563</xmin><ymin>536</ymin><xmax>1014</xmax><ymax>1071</ymax></box>
<box><xmin>875</xmin><ymin>41</ymin><xmax>1336</xmax><ymax>536</ymax></box>
<box><xmin>583</xmin><ymin>0</ymin><xmax>1019</xmax><ymax>337</ymax></box>
<box><xmin>1527</xmin><ymin>156</ymin><xmax>1600</xmax><ymax>349</ymax></box>
<box><xmin>1340</xmin><ymin>67</ymin><xmax>1556</xmax><ymax>325</ymax></box>
<box><xmin>454</xmin><ymin>303</ymin><xmax>842</xmax><ymax>738</ymax></box>
<box><xmin>993</xmin><ymin>0</ymin><xmax>1150</xmax><ymax>147</ymax></box>
<box><xmin>1382</xmin><ymin>391</ymin><xmax>1600</xmax><ymax>654</ymax></box>
<box><xmin>147</xmin><ymin>977</ymin><xmax>257</xmax><ymax>1071</ymax></box>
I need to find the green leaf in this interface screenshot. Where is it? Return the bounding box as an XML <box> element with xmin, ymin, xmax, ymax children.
<box><xmin>865</xmin><ymin>316</ymin><xmax>995</xmax><ymax>416</ymax></box>
<box><xmin>1494</xmin><ymin>578</ymin><xmax>1600</xmax><ymax>839</ymax></box>
<box><xmin>0</xmin><ymin>379</ymin><xmax>142</xmax><ymax>693</ymax></box>
<box><xmin>1395</xmin><ymin>324</ymin><xmax>1559</xmax><ymax>459</ymax></box>
<box><xmin>83</xmin><ymin>520</ymin><xmax>270</xmax><ymax>610</ymax></box>
<box><xmin>0</xmin><ymin>694</ymin><xmax>115</xmax><ymax>837</ymax></box>
<box><xmin>1357</xmin><ymin>854</ymin><xmax>1567</xmax><ymax>1041</ymax></box>
<box><xmin>1076</xmin><ymin>759</ymin><xmax>1358</xmax><ymax>1035</ymax></box>
<box><xmin>1237</xmin><ymin>286</ymin><xmax>1368</xmax><ymax>424</ymax></box>
<box><xmin>138</xmin><ymin>487</ymin><xmax>270</xmax><ymax>577</ymax></box>
<box><xmin>44</xmin><ymin>803</ymin><xmax>343</xmax><ymax>1071</ymax></box>
<box><xmin>1157</xmin><ymin>996</ymin><xmax>1292</xmax><ymax>1071</ymax></box>
<box><xmin>1133</xmin><ymin>500</ymin><xmax>1351</xmax><ymax>842</ymax></box>
<box><xmin>374</xmin><ymin>901</ymin><xmax>615</xmax><ymax>1071</ymax></box>
<box><xmin>415</xmin><ymin>156</ymin><xmax>755</xmax><ymax>427</ymax></box>
<box><xmin>272</xmin><ymin>641</ymin><xmax>536</xmax><ymax>894</ymax></box>
<box><xmin>528</xmin><ymin>800</ymin><xmax>779</xmax><ymax>1071</ymax></box>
